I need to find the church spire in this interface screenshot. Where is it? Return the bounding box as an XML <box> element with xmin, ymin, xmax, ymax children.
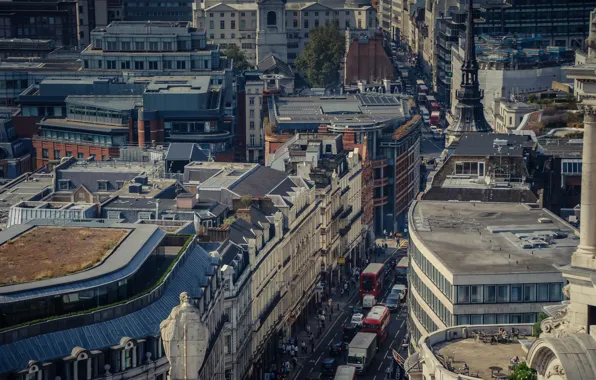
<box><xmin>445</xmin><ymin>0</ymin><xmax>491</xmax><ymax>144</ymax></box>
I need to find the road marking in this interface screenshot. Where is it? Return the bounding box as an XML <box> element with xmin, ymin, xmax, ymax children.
<box><xmin>315</xmin><ymin>356</ymin><xmax>321</xmax><ymax>365</ymax></box>
<box><xmin>373</xmin><ymin>376</ymin><xmax>376</xmax><ymax>380</ymax></box>
<box><xmin>399</xmin><ymin>320</ymin><xmax>405</xmax><ymax>329</ymax></box>
<box><xmin>378</xmin><ymin>361</ymin><xmax>384</xmax><ymax>370</ymax></box>
<box><xmin>394</xmin><ymin>330</ymin><xmax>400</xmax><ymax>339</ymax></box>
<box><xmin>390</xmin><ymin>339</ymin><xmax>395</xmax><ymax>348</ymax></box>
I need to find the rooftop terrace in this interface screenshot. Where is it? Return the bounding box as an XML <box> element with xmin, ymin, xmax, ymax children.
<box><xmin>409</xmin><ymin>201</ymin><xmax>578</xmax><ymax>275</ymax></box>
<box><xmin>408</xmin><ymin>324</ymin><xmax>536</xmax><ymax>380</ymax></box>
<box><xmin>0</xmin><ymin>226</ymin><xmax>128</xmax><ymax>285</ymax></box>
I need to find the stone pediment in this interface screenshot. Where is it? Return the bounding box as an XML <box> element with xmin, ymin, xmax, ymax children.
<box><xmin>205</xmin><ymin>3</ymin><xmax>250</xmax><ymax>12</ymax></box>
<box><xmin>300</xmin><ymin>2</ymin><xmax>332</xmax><ymax>11</ymax></box>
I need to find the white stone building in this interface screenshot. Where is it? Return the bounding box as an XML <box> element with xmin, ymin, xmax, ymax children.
<box><xmin>450</xmin><ymin>43</ymin><xmax>568</xmax><ymax>124</ymax></box>
<box><xmin>194</xmin><ymin>0</ymin><xmax>377</xmax><ymax>64</ymax></box>
<box><xmin>267</xmin><ymin>133</ymin><xmax>365</xmax><ymax>285</ymax></box>
<box><xmin>492</xmin><ymin>98</ymin><xmax>539</xmax><ymax>133</ymax></box>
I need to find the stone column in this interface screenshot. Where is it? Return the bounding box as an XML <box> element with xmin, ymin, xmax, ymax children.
<box><xmin>573</xmin><ymin>105</ymin><xmax>596</xmax><ymax>269</ymax></box>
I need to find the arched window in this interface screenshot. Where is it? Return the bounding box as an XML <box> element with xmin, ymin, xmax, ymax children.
<box><xmin>267</xmin><ymin>11</ymin><xmax>277</xmax><ymax>26</ymax></box>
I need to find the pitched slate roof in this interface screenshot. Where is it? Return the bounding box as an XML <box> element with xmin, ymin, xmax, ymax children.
<box><xmin>0</xmin><ymin>243</ymin><xmax>216</xmax><ymax>373</ymax></box>
<box><xmin>166</xmin><ymin>143</ymin><xmax>208</xmax><ymax>162</ymax></box>
<box><xmin>229</xmin><ymin>166</ymin><xmax>288</xmax><ymax>197</ymax></box>
<box><xmin>257</xmin><ymin>55</ymin><xmax>294</xmax><ymax>77</ymax></box>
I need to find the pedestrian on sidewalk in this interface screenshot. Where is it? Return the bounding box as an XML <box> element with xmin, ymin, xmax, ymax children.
<box><xmin>306</xmin><ymin>324</ymin><xmax>311</xmax><ymax>334</ymax></box>
<box><xmin>310</xmin><ymin>335</ymin><xmax>315</xmax><ymax>352</ymax></box>
<box><xmin>344</xmin><ymin>282</ymin><xmax>349</xmax><ymax>295</ymax></box>
<box><xmin>301</xmin><ymin>341</ymin><xmax>307</xmax><ymax>354</ymax></box>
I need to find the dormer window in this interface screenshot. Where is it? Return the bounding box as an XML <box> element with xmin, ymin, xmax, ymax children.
<box><xmin>97</xmin><ymin>180</ymin><xmax>108</xmax><ymax>192</ymax></box>
<box><xmin>58</xmin><ymin>179</ymin><xmax>70</xmax><ymax>191</ymax></box>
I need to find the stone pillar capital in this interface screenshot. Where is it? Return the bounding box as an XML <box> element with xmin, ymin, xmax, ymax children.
<box><xmin>580</xmin><ymin>103</ymin><xmax>596</xmax><ymax>123</ymax></box>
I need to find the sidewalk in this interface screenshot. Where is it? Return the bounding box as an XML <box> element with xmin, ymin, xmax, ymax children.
<box><xmin>283</xmin><ymin>290</ymin><xmax>359</xmax><ymax>379</ymax></box>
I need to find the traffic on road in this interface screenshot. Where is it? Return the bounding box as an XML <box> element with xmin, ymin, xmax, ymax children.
<box><xmin>299</xmin><ymin>246</ymin><xmax>410</xmax><ymax>380</ymax></box>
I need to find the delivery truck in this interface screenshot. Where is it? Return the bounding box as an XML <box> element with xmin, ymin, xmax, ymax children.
<box><xmin>347</xmin><ymin>332</ymin><xmax>378</xmax><ymax>373</ymax></box>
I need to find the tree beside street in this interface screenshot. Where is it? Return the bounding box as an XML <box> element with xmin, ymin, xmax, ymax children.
<box><xmin>223</xmin><ymin>44</ymin><xmax>251</xmax><ymax>71</ymax></box>
<box><xmin>295</xmin><ymin>24</ymin><xmax>345</xmax><ymax>87</ymax></box>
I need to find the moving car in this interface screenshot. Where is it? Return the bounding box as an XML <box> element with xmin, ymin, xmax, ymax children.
<box><xmin>351</xmin><ymin>313</ymin><xmax>364</xmax><ymax>326</ymax></box>
<box><xmin>328</xmin><ymin>342</ymin><xmax>343</xmax><ymax>357</ymax></box>
<box><xmin>322</xmin><ymin>358</ymin><xmax>339</xmax><ymax>375</ymax></box>
<box><xmin>385</xmin><ymin>295</ymin><xmax>400</xmax><ymax>312</ymax></box>
<box><xmin>343</xmin><ymin>322</ymin><xmax>359</xmax><ymax>343</ymax></box>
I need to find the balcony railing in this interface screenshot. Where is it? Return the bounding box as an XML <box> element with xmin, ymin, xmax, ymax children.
<box><xmin>373</xmin><ymin>178</ymin><xmax>389</xmax><ymax>187</ymax></box>
<box><xmin>332</xmin><ymin>205</ymin><xmax>344</xmax><ymax>220</ymax></box>
<box><xmin>259</xmin><ymin>291</ymin><xmax>282</xmax><ymax>325</ymax></box>
<box><xmin>371</xmin><ymin>157</ymin><xmax>388</xmax><ymax>169</ymax></box>
<box><xmin>373</xmin><ymin>196</ymin><xmax>388</xmax><ymax>207</ymax></box>
<box><xmin>340</xmin><ymin>205</ymin><xmax>353</xmax><ymax>219</ymax></box>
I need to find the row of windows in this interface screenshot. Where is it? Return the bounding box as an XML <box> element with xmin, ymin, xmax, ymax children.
<box><xmin>455</xmin><ymin>312</ymin><xmax>538</xmax><ymax>326</ymax></box>
<box><xmin>410</xmin><ymin>269</ymin><xmax>452</xmax><ymax>326</ymax></box>
<box><xmin>562</xmin><ymin>160</ymin><xmax>582</xmax><ymax>174</ymax></box>
<box><xmin>126</xmin><ymin>1</ymin><xmax>192</xmax><ymax>6</ymax></box>
<box><xmin>454</xmin><ymin>161</ymin><xmax>486</xmax><ymax>177</ymax></box>
<box><xmin>455</xmin><ymin>283</ymin><xmax>564</xmax><ymax>304</ymax></box>
<box><xmin>126</xmin><ymin>11</ymin><xmax>188</xmax><ymax>16</ymax></box>
<box><xmin>411</xmin><ymin>244</ymin><xmax>453</xmax><ymax>301</ymax></box>
<box><xmin>40</xmin><ymin>129</ymin><xmax>126</xmax><ymax>147</ymax></box>
<box><xmin>43</xmin><ymin>148</ymin><xmax>83</xmax><ymax>160</ymax></box>
<box><xmin>85</xmin><ymin>58</ymin><xmax>211</xmax><ymax>70</ymax></box>
<box><xmin>208</xmin><ymin>10</ymin><xmax>369</xmax><ymax>17</ymax></box>
<box><xmin>409</xmin><ymin>291</ymin><xmax>438</xmax><ymax>334</ymax></box>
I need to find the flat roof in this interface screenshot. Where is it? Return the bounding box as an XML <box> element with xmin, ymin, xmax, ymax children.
<box><xmin>409</xmin><ymin>201</ymin><xmax>578</xmax><ymax>275</ymax></box>
<box><xmin>66</xmin><ymin>95</ymin><xmax>142</xmax><ymax>111</ymax></box>
<box><xmin>39</xmin><ymin>118</ymin><xmax>130</xmax><ymax>133</ymax></box>
<box><xmin>0</xmin><ymin>226</ymin><xmax>129</xmax><ymax>286</ymax></box>
<box><xmin>0</xmin><ymin>174</ymin><xmax>53</xmax><ymax>219</ymax></box>
<box><xmin>452</xmin><ymin>133</ymin><xmax>532</xmax><ymax>157</ymax></box>
<box><xmin>145</xmin><ymin>76</ymin><xmax>211</xmax><ymax>93</ymax></box>
<box><xmin>272</xmin><ymin>94</ymin><xmax>407</xmax><ymax>126</ymax></box>
<box><xmin>0</xmin><ymin>221</ymin><xmax>165</xmax><ymax>303</ymax></box>
<box><xmin>436</xmin><ymin>337</ymin><xmax>529</xmax><ymax>379</ymax></box>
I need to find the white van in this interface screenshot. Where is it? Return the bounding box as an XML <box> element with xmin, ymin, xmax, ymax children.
<box><xmin>391</xmin><ymin>284</ymin><xmax>407</xmax><ymax>301</ymax></box>
<box><xmin>362</xmin><ymin>294</ymin><xmax>376</xmax><ymax>309</ymax></box>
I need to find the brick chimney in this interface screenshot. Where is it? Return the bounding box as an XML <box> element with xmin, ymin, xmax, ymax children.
<box><xmin>176</xmin><ymin>193</ymin><xmax>198</xmax><ymax>209</ymax></box>
<box><xmin>236</xmin><ymin>208</ymin><xmax>252</xmax><ymax>224</ymax></box>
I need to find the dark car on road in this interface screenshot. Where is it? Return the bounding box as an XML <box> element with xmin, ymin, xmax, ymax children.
<box><xmin>321</xmin><ymin>358</ymin><xmax>339</xmax><ymax>376</ymax></box>
<box><xmin>343</xmin><ymin>322</ymin><xmax>359</xmax><ymax>342</ymax></box>
<box><xmin>386</xmin><ymin>295</ymin><xmax>400</xmax><ymax>312</ymax></box>
<box><xmin>328</xmin><ymin>342</ymin><xmax>343</xmax><ymax>357</ymax></box>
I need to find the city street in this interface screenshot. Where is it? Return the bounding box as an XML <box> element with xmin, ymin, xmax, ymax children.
<box><xmin>294</xmin><ymin>247</ymin><xmax>409</xmax><ymax>380</ymax></box>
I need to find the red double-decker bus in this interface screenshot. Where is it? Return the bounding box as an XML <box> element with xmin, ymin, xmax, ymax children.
<box><xmin>362</xmin><ymin>305</ymin><xmax>391</xmax><ymax>343</ymax></box>
<box><xmin>360</xmin><ymin>263</ymin><xmax>385</xmax><ymax>299</ymax></box>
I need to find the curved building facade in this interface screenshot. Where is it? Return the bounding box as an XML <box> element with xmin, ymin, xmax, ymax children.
<box><xmin>407</xmin><ymin>201</ymin><xmax>574</xmax><ymax>354</ymax></box>
<box><xmin>0</xmin><ymin>220</ymin><xmax>226</xmax><ymax>380</ymax></box>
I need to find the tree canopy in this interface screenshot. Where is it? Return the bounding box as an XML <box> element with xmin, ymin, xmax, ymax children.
<box><xmin>224</xmin><ymin>44</ymin><xmax>251</xmax><ymax>71</ymax></box>
<box><xmin>295</xmin><ymin>23</ymin><xmax>345</xmax><ymax>87</ymax></box>
<box><xmin>508</xmin><ymin>363</ymin><xmax>537</xmax><ymax>380</ymax></box>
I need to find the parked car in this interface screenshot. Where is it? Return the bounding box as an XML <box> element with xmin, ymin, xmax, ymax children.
<box><xmin>351</xmin><ymin>313</ymin><xmax>364</xmax><ymax>326</ymax></box>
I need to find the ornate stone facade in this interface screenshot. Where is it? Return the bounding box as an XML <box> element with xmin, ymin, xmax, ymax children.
<box><xmin>160</xmin><ymin>292</ymin><xmax>209</xmax><ymax>380</ymax></box>
<box><xmin>526</xmin><ymin>35</ymin><xmax>596</xmax><ymax>377</ymax></box>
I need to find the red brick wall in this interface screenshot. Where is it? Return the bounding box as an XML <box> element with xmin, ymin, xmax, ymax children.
<box><xmin>32</xmin><ymin>139</ymin><xmax>119</xmax><ymax>169</ymax></box>
<box><xmin>344</xmin><ymin>38</ymin><xmax>394</xmax><ymax>86</ymax></box>
<box><xmin>13</xmin><ymin>116</ymin><xmax>42</xmax><ymax>139</ymax></box>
